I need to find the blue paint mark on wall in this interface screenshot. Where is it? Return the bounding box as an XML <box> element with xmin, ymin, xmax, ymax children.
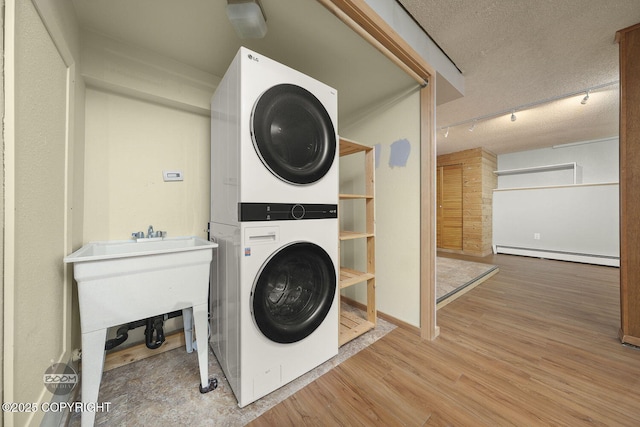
<box><xmin>374</xmin><ymin>144</ymin><xmax>381</xmax><ymax>169</ymax></box>
<box><xmin>388</xmin><ymin>138</ymin><xmax>411</xmax><ymax>168</ymax></box>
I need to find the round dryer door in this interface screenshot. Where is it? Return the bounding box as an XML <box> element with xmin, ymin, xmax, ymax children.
<box><xmin>251</xmin><ymin>84</ymin><xmax>336</xmax><ymax>185</ymax></box>
<box><xmin>252</xmin><ymin>242</ymin><xmax>336</xmax><ymax>343</ymax></box>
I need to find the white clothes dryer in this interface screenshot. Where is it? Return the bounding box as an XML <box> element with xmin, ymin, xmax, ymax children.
<box><xmin>211</xmin><ymin>47</ymin><xmax>338</xmax><ymax>226</ymax></box>
<box><xmin>210</xmin><ymin>215</ymin><xmax>338</xmax><ymax>407</ymax></box>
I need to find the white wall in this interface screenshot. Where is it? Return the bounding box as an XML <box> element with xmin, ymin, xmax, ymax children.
<box><xmin>493</xmin><ymin>138</ymin><xmax>619</xmax><ymax>266</ymax></box>
<box><xmin>83</xmin><ymin>90</ymin><xmax>211</xmax><ymax>241</ymax></box>
<box><xmin>497</xmin><ymin>137</ymin><xmax>619</xmax><ymax>187</ymax></box>
<box><xmin>81</xmin><ymin>30</ymin><xmax>217</xmax><ymax>242</ymax></box>
<box><xmin>340</xmin><ymin>89</ymin><xmax>421</xmax><ymax>327</ymax></box>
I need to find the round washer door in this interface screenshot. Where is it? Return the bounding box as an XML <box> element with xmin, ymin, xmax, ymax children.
<box><xmin>252</xmin><ymin>242</ymin><xmax>336</xmax><ymax>344</ymax></box>
<box><xmin>251</xmin><ymin>84</ymin><xmax>336</xmax><ymax>185</ymax></box>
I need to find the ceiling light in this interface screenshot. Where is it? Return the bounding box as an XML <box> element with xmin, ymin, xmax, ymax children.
<box><xmin>226</xmin><ymin>0</ymin><xmax>267</xmax><ymax>39</ymax></box>
<box><xmin>437</xmin><ymin>80</ymin><xmax>618</xmax><ymax>135</ymax></box>
<box><xmin>444</xmin><ymin>127</ymin><xmax>449</xmax><ymax>138</ymax></box>
<box><xmin>581</xmin><ymin>91</ymin><xmax>590</xmax><ymax>105</ymax></box>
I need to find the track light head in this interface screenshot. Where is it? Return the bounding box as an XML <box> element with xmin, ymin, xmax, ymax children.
<box><xmin>469</xmin><ymin>121</ymin><xmax>476</xmax><ymax>132</ymax></box>
<box><xmin>444</xmin><ymin>127</ymin><xmax>449</xmax><ymax>138</ymax></box>
<box><xmin>581</xmin><ymin>91</ymin><xmax>590</xmax><ymax>105</ymax></box>
<box><xmin>511</xmin><ymin>111</ymin><xmax>517</xmax><ymax>122</ymax></box>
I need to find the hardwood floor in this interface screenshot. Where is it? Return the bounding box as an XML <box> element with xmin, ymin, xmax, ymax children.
<box><xmin>249</xmin><ymin>254</ymin><xmax>640</xmax><ymax>426</ymax></box>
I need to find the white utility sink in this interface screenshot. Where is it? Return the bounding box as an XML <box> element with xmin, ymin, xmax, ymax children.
<box><xmin>64</xmin><ymin>236</ymin><xmax>218</xmax><ymax>427</ymax></box>
<box><xmin>65</xmin><ymin>235</ymin><xmax>215</xmax><ymax>261</ymax></box>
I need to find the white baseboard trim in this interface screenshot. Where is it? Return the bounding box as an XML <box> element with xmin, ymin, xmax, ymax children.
<box><xmin>494</xmin><ymin>245</ymin><xmax>620</xmax><ymax>267</ymax></box>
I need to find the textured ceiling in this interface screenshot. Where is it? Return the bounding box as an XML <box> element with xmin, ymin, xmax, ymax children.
<box><xmin>398</xmin><ymin>0</ymin><xmax>640</xmax><ymax>154</ymax></box>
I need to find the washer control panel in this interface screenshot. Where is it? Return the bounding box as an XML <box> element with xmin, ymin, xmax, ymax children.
<box><xmin>239</xmin><ymin>203</ymin><xmax>337</xmax><ymax>221</ymax></box>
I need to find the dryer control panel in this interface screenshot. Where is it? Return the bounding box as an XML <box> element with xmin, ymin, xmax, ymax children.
<box><xmin>239</xmin><ymin>203</ymin><xmax>337</xmax><ymax>222</ymax></box>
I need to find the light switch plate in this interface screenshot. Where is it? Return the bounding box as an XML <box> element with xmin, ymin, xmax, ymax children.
<box><xmin>163</xmin><ymin>170</ymin><xmax>184</xmax><ymax>182</ymax></box>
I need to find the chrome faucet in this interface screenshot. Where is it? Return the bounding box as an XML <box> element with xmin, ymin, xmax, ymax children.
<box><xmin>131</xmin><ymin>225</ymin><xmax>166</xmax><ymax>240</ymax></box>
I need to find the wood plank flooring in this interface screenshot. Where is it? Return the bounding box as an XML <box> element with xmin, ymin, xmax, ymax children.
<box><xmin>249</xmin><ymin>254</ymin><xmax>640</xmax><ymax>426</ymax></box>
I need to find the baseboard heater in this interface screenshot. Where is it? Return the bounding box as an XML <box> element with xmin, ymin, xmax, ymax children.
<box><xmin>493</xmin><ymin>245</ymin><xmax>620</xmax><ymax>267</ymax></box>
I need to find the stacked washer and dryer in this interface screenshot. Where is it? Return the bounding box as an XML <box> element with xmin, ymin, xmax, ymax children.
<box><xmin>209</xmin><ymin>47</ymin><xmax>339</xmax><ymax>407</ymax></box>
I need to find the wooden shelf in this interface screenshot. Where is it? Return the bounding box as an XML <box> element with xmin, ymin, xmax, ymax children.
<box><xmin>340</xmin><ymin>267</ymin><xmax>375</xmax><ymax>289</ymax></box>
<box><xmin>494</xmin><ymin>162</ymin><xmax>577</xmax><ymax>186</ymax></box>
<box><xmin>339</xmin><ymin>309</ymin><xmax>375</xmax><ymax>346</ymax></box>
<box><xmin>339</xmin><ymin>137</ymin><xmax>374</xmax><ymax>156</ymax></box>
<box><xmin>340</xmin><ymin>193</ymin><xmax>374</xmax><ymax>200</ymax></box>
<box><xmin>338</xmin><ymin>137</ymin><xmax>376</xmax><ymax>347</ymax></box>
<box><xmin>493</xmin><ymin>162</ymin><xmax>576</xmax><ymax>176</ymax></box>
<box><xmin>340</xmin><ymin>230</ymin><xmax>375</xmax><ymax>241</ymax></box>
<box><xmin>493</xmin><ymin>181</ymin><xmax>618</xmax><ymax>192</ymax></box>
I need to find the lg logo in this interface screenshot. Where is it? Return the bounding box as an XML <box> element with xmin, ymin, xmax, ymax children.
<box><xmin>248</xmin><ymin>54</ymin><xmax>259</xmax><ymax>62</ymax></box>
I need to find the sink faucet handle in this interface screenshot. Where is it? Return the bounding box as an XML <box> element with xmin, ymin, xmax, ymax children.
<box><xmin>131</xmin><ymin>231</ymin><xmax>144</xmax><ymax>239</ymax></box>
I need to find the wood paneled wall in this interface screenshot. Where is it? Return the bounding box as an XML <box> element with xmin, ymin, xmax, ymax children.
<box><xmin>437</xmin><ymin>148</ymin><xmax>497</xmax><ymax>256</ymax></box>
<box><xmin>617</xmin><ymin>22</ymin><xmax>640</xmax><ymax>346</ymax></box>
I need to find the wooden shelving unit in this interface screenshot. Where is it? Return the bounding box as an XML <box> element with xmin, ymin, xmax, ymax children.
<box><xmin>338</xmin><ymin>137</ymin><xmax>376</xmax><ymax>346</ymax></box>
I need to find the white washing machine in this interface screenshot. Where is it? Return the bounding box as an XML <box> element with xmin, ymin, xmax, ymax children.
<box><xmin>211</xmin><ymin>46</ymin><xmax>338</xmax><ymax>226</ymax></box>
<box><xmin>210</xmin><ymin>217</ymin><xmax>338</xmax><ymax>407</ymax></box>
<box><xmin>209</xmin><ymin>47</ymin><xmax>339</xmax><ymax>407</ymax></box>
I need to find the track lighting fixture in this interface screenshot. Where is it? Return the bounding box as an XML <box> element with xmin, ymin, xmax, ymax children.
<box><xmin>437</xmin><ymin>80</ymin><xmax>618</xmax><ymax>138</ymax></box>
<box><xmin>581</xmin><ymin>91</ymin><xmax>590</xmax><ymax>105</ymax></box>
